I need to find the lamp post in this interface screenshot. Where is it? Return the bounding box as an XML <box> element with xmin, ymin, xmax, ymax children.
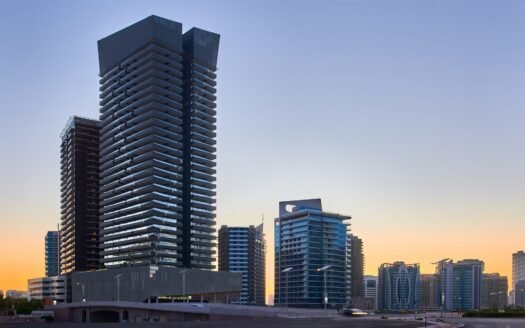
<box><xmin>317</xmin><ymin>265</ymin><xmax>332</xmax><ymax>310</ymax></box>
<box><xmin>432</xmin><ymin>258</ymin><xmax>450</xmax><ymax>318</ymax></box>
<box><xmin>489</xmin><ymin>291</ymin><xmax>506</xmax><ymax>309</ymax></box>
<box><xmin>282</xmin><ymin>267</ymin><xmax>293</xmax><ymax>308</ymax></box>
<box><xmin>114</xmin><ymin>274</ymin><xmax>123</xmax><ymax>302</ymax></box>
<box><xmin>179</xmin><ymin>269</ymin><xmax>189</xmax><ymax>303</ymax></box>
<box><xmin>76</xmin><ymin>282</ymin><xmax>85</xmax><ymax>302</ymax></box>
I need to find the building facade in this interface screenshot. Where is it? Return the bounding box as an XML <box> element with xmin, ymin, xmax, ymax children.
<box><xmin>350</xmin><ymin>235</ymin><xmax>364</xmax><ymax>299</ymax></box>
<box><xmin>515</xmin><ymin>280</ymin><xmax>525</xmax><ymax>306</ymax></box>
<box><xmin>218</xmin><ymin>224</ymin><xmax>266</xmax><ymax>305</ymax></box>
<box><xmin>482</xmin><ymin>273</ymin><xmax>508</xmax><ymax>309</ymax></box>
<box><xmin>28</xmin><ymin>276</ymin><xmax>67</xmax><ymax>304</ymax></box>
<box><xmin>419</xmin><ymin>274</ymin><xmax>438</xmax><ymax>311</ymax></box>
<box><xmin>513</xmin><ymin>251</ymin><xmax>525</xmax><ymax>305</ymax></box>
<box><xmin>60</xmin><ymin>116</ymin><xmax>100</xmax><ymax>274</ymax></box>
<box><xmin>45</xmin><ymin>231</ymin><xmax>60</xmax><ymax>277</ymax></box>
<box><xmin>377</xmin><ymin>262</ymin><xmax>420</xmax><ymax>312</ymax></box>
<box><xmin>364</xmin><ymin>275</ymin><xmax>378</xmax><ymax>309</ymax></box>
<box><xmin>442</xmin><ymin>259</ymin><xmax>483</xmax><ymax>311</ymax></box>
<box><xmin>274</xmin><ymin>199</ymin><xmax>351</xmax><ymax>308</ymax></box>
<box><xmin>97</xmin><ymin>15</ymin><xmax>219</xmax><ymax>270</ymax></box>
<box><xmin>70</xmin><ymin>266</ymin><xmax>241</xmax><ymax>303</ymax></box>
<box><xmin>5</xmin><ymin>290</ymin><xmax>29</xmax><ymax>300</ymax></box>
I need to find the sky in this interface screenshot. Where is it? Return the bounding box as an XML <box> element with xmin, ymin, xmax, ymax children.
<box><xmin>0</xmin><ymin>0</ymin><xmax>524</xmax><ymax>298</ymax></box>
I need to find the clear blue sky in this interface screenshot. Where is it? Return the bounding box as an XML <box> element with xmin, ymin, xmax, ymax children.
<box><xmin>0</xmin><ymin>0</ymin><xmax>524</xmax><ymax>292</ymax></box>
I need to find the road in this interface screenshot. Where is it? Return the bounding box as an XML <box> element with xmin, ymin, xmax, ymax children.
<box><xmin>0</xmin><ymin>317</ymin><xmax>427</xmax><ymax>327</ymax></box>
<box><xmin>450</xmin><ymin>317</ymin><xmax>525</xmax><ymax>328</ymax></box>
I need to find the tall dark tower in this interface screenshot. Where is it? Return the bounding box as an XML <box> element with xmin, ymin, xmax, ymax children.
<box><xmin>350</xmin><ymin>235</ymin><xmax>365</xmax><ymax>299</ymax></box>
<box><xmin>97</xmin><ymin>16</ymin><xmax>219</xmax><ymax>269</ymax></box>
<box><xmin>60</xmin><ymin>116</ymin><xmax>100</xmax><ymax>274</ymax></box>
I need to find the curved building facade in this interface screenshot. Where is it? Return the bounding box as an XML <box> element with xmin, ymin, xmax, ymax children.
<box><xmin>377</xmin><ymin>262</ymin><xmax>420</xmax><ymax>312</ymax></box>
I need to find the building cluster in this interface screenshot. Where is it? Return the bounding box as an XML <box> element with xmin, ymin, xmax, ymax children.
<box><xmin>361</xmin><ymin>258</ymin><xmax>510</xmax><ymax>312</ymax></box>
<box><xmin>26</xmin><ymin>15</ymin><xmax>243</xmax><ymax>305</ymax></box>
<box><xmin>4</xmin><ymin>15</ymin><xmax>520</xmax><ymax>315</ymax></box>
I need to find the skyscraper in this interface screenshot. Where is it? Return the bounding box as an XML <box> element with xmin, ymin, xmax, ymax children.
<box><xmin>274</xmin><ymin>199</ymin><xmax>351</xmax><ymax>308</ymax></box>
<box><xmin>45</xmin><ymin>231</ymin><xmax>60</xmax><ymax>277</ymax></box>
<box><xmin>377</xmin><ymin>262</ymin><xmax>420</xmax><ymax>312</ymax></box>
<box><xmin>513</xmin><ymin>251</ymin><xmax>525</xmax><ymax>305</ymax></box>
<box><xmin>97</xmin><ymin>16</ymin><xmax>219</xmax><ymax>269</ymax></box>
<box><xmin>60</xmin><ymin>116</ymin><xmax>100</xmax><ymax>274</ymax></box>
<box><xmin>482</xmin><ymin>273</ymin><xmax>508</xmax><ymax>309</ymax></box>
<box><xmin>442</xmin><ymin>259</ymin><xmax>483</xmax><ymax>311</ymax></box>
<box><xmin>350</xmin><ymin>235</ymin><xmax>364</xmax><ymax>299</ymax></box>
<box><xmin>218</xmin><ymin>224</ymin><xmax>266</xmax><ymax>305</ymax></box>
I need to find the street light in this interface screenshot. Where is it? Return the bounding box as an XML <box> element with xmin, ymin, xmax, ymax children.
<box><xmin>432</xmin><ymin>258</ymin><xmax>450</xmax><ymax>318</ymax></box>
<box><xmin>76</xmin><ymin>282</ymin><xmax>85</xmax><ymax>302</ymax></box>
<box><xmin>179</xmin><ymin>269</ymin><xmax>189</xmax><ymax>303</ymax></box>
<box><xmin>282</xmin><ymin>267</ymin><xmax>293</xmax><ymax>308</ymax></box>
<box><xmin>114</xmin><ymin>274</ymin><xmax>123</xmax><ymax>302</ymax></box>
<box><xmin>317</xmin><ymin>265</ymin><xmax>332</xmax><ymax>310</ymax></box>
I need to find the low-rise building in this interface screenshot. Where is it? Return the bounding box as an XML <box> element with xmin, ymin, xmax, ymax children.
<box><xmin>28</xmin><ymin>276</ymin><xmax>67</xmax><ymax>304</ymax></box>
<box><xmin>5</xmin><ymin>290</ymin><xmax>29</xmax><ymax>300</ymax></box>
<box><xmin>71</xmin><ymin>265</ymin><xmax>241</xmax><ymax>303</ymax></box>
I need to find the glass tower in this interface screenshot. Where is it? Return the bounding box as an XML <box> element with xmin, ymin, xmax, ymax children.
<box><xmin>442</xmin><ymin>259</ymin><xmax>483</xmax><ymax>311</ymax></box>
<box><xmin>45</xmin><ymin>231</ymin><xmax>60</xmax><ymax>277</ymax></box>
<box><xmin>274</xmin><ymin>199</ymin><xmax>351</xmax><ymax>308</ymax></box>
<box><xmin>218</xmin><ymin>224</ymin><xmax>266</xmax><ymax>305</ymax></box>
<box><xmin>98</xmin><ymin>16</ymin><xmax>219</xmax><ymax>269</ymax></box>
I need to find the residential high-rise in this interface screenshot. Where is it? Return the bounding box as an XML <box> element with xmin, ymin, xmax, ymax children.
<box><xmin>97</xmin><ymin>15</ymin><xmax>219</xmax><ymax>270</ymax></box>
<box><xmin>218</xmin><ymin>224</ymin><xmax>266</xmax><ymax>305</ymax></box>
<box><xmin>274</xmin><ymin>199</ymin><xmax>351</xmax><ymax>308</ymax></box>
<box><xmin>350</xmin><ymin>235</ymin><xmax>364</xmax><ymax>299</ymax></box>
<box><xmin>45</xmin><ymin>231</ymin><xmax>60</xmax><ymax>277</ymax></box>
<box><xmin>513</xmin><ymin>251</ymin><xmax>525</xmax><ymax>305</ymax></box>
<box><xmin>60</xmin><ymin>116</ymin><xmax>100</xmax><ymax>274</ymax></box>
<box><xmin>364</xmin><ymin>275</ymin><xmax>378</xmax><ymax>310</ymax></box>
<box><xmin>442</xmin><ymin>259</ymin><xmax>483</xmax><ymax>311</ymax></box>
<box><xmin>515</xmin><ymin>280</ymin><xmax>525</xmax><ymax>306</ymax></box>
<box><xmin>482</xmin><ymin>273</ymin><xmax>508</xmax><ymax>309</ymax></box>
<box><xmin>377</xmin><ymin>262</ymin><xmax>420</xmax><ymax>312</ymax></box>
<box><xmin>419</xmin><ymin>274</ymin><xmax>438</xmax><ymax>311</ymax></box>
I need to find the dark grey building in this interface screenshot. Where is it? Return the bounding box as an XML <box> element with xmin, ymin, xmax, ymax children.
<box><xmin>70</xmin><ymin>266</ymin><xmax>240</xmax><ymax>303</ymax></box>
<box><xmin>218</xmin><ymin>224</ymin><xmax>266</xmax><ymax>305</ymax></box>
<box><xmin>274</xmin><ymin>199</ymin><xmax>352</xmax><ymax>308</ymax></box>
<box><xmin>97</xmin><ymin>16</ymin><xmax>219</xmax><ymax>270</ymax></box>
<box><xmin>45</xmin><ymin>231</ymin><xmax>60</xmax><ymax>277</ymax></box>
<box><xmin>350</xmin><ymin>235</ymin><xmax>364</xmax><ymax>300</ymax></box>
<box><xmin>60</xmin><ymin>116</ymin><xmax>101</xmax><ymax>274</ymax></box>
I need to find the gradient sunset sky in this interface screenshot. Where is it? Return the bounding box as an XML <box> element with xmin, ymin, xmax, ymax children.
<box><xmin>1</xmin><ymin>0</ymin><xmax>524</xmax><ymax>297</ymax></box>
